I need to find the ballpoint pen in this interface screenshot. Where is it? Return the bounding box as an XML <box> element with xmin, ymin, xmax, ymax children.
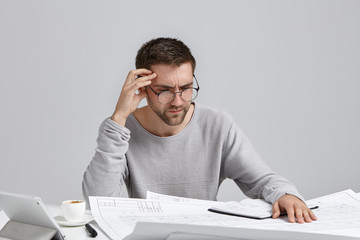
<box><xmin>85</xmin><ymin>223</ymin><xmax>98</xmax><ymax>238</ymax></box>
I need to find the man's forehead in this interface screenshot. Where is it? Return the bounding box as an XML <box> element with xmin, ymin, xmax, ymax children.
<box><xmin>152</xmin><ymin>77</ymin><xmax>193</xmax><ymax>88</ymax></box>
<box><xmin>152</xmin><ymin>70</ymin><xmax>193</xmax><ymax>86</ymax></box>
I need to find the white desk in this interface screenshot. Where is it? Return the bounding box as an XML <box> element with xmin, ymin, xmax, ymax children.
<box><xmin>46</xmin><ymin>205</ymin><xmax>109</xmax><ymax>240</ymax></box>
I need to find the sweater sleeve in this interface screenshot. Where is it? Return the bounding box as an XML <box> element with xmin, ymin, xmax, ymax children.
<box><xmin>82</xmin><ymin>117</ymin><xmax>130</xmax><ymax>206</ymax></box>
<box><xmin>222</xmin><ymin>120</ymin><xmax>305</xmax><ymax>204</ymax></box>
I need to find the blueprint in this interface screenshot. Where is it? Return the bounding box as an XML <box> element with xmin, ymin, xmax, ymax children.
<box><xmin>89</xmin><ymin>189</ymin><xmax>360</xmax><ymax>240</ymax></box>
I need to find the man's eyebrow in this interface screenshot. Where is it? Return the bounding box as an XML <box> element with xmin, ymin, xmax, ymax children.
<box><xmin>181</xmin><ymin>82</ymin><xmax>194</xmax><ymax>88</ymax></box>
<box><xmin>153</xmin><ymin>82</ymin><xmax>193</xmax><ymax>89</ymax></box>
<box><xmin>153</xmin><ymin>84</ymin><xmax>173</xmax><ymax>88</ymax></box>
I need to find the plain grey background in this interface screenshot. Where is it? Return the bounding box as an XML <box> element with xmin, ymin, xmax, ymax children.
<box><xmin>0</xmin><ymin>0</ymin><xmax>359</xmax><ymax>205</ymax></box>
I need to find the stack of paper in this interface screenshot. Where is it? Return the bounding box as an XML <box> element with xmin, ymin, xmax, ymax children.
<box><xmin>89</xmin><ymin>189</ymin><xmax>360</xmax><ymax>240</ymax></box>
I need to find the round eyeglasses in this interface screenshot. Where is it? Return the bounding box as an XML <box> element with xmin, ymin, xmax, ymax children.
<box><xmin>147</xmin><ymin>75</ymin><xmax>200</xmax><ymax>104</ymax></box>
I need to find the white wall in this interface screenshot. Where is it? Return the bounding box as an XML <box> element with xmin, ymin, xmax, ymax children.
<box><xmin>0</xmin><ymin>0</ymin><xmax>359</xmax><ymax>204</ymax></box>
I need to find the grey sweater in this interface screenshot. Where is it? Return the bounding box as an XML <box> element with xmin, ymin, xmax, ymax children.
<box><xmin>82</xmin><ymin>103</ymin><xmax>304</xmax><ymax>205</ymax></box>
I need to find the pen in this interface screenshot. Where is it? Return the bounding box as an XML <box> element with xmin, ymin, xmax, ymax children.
<box><xmin>85</xmin><ymin>223</ymin><xmax>98</xmax><ymax>238</ymax></box>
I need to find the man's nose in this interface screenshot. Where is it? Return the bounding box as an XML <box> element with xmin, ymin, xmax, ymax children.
<box><xmin>170</xmin><ymin>92</ymin><xmax>183</xmax><ymax>106</ymax></box>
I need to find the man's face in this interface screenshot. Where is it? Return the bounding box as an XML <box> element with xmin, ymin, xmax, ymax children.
<box><xmin>146</xmin><ymin>63</ymin><xmax>194</xmax><ymax>126</ymax></box>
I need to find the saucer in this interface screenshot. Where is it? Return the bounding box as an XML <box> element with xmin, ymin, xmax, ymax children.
<box><xmin>54</xmin><ymin>215</ymin><xmax>95</xmax><ymax>227</ymax></box>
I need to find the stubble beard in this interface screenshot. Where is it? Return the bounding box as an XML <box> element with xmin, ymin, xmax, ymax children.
<box><xmin>148</xmin><ymin>101</ymin><xmax>191</xmax><ymax>126</ymax></box>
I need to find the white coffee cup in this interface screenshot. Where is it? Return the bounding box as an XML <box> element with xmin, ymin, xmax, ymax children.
<box><xmin>61</xmin><ymin>200</ymin><xmax>86</xmax><ymax>222</ymax></box>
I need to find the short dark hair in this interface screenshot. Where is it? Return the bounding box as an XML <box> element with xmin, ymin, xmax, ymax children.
<box><xmin>135</xmin><ymin>37</ymin><xmax>196</xmax><ymax>73</ymax></box>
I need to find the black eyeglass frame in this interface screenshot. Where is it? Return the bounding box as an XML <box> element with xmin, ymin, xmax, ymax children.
<box><xmin>147</xmin><ymin>75</ymin><xmax>200</xmax><ymax>104</ymax></box>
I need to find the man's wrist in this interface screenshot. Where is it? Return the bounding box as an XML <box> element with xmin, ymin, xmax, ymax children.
<box><xmin>111</xmin><ymin>113</ymin><xmax>127</xmax><ymax>127</ymax></box>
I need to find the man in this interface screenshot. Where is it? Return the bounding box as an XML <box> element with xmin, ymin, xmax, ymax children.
<box><xmin>82</xmin><ymin>37</ymin><xmax>317</xmax><ymax>223</ymax></box>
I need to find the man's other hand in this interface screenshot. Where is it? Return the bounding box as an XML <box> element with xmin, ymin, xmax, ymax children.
<box><xmin>272</xmin><ymin>194</ymin><xmax>317</xmax><ymax>223</ymax></box>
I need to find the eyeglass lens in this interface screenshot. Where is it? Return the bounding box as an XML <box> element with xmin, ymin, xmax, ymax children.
<box><xmin>158</xmin><ymin>88</ymin><xmax>198</xmax><ymax>104</ymax></box>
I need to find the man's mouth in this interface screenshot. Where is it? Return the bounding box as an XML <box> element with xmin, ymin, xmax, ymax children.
<box><xmin>168</xmin><ymin>109</ymin><xmax>182</xmax><ymax>114</ymax></box>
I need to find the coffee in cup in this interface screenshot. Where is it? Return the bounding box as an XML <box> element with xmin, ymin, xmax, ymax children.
<box><xmin>61</xmin><ymin>200</ymin><xmax>85</xmax><ymax>222</ymax></box>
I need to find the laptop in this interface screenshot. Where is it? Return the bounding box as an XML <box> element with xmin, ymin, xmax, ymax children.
<box><xmin>0</xmin><ymin>191</ymin><xmax>65</xmax><ymax>240</ymax></box>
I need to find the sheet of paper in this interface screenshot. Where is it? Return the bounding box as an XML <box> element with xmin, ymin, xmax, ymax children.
<box><xmin>165</xmin><ymin>232</ymin><xmax>240</xmax><ymax>240</ymax></box>
<box><xmin>146</xmin><ymin>191</ymin><xmax>222</xmax><ymax>206</ymax></box>
<box><xmin>89</xmin><ymin>196</ymin><xmax>215</xmax><ymax>239</ymax></box>
<box><xmin>295</xmin><ymin>189</ymin><xmax>360</xmax><ymax>236</ymax></box>
<box><xmin>125</xmin><ymin>222</ymin><xmax>357</xmax><ymax>240</ymax></box>
<box><xmin>90</xmin><ymin>190</ymin><xmax>360</xmax><ymax>240</ymax></box>
<box><xmin>0</xmin><ymin>210</ymin><xmax>9</xmax><ymax>231</ymax></box>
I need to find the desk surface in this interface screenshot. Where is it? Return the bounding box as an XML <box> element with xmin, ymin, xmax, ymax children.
<box><xmin>47</xmin><ymin>205</ymin><xmax>109</xmax><ymax>240</ymax></box>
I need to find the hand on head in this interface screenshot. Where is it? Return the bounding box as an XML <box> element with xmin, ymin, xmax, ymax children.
<box><xmin>111</xmin><ymin>69</ymin><xmax>156</xmax><ymax>126</ymax></box>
